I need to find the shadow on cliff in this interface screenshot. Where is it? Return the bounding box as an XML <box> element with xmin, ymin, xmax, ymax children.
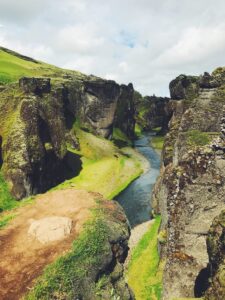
<box><xmin>31</xmin><ymin>117</ymin><xmax>82</xmax><ymax>194</ymax></box>
<box><xmin>194</xmin><ymin>266</ymin><xmax>210</xmax><ymax>297</ymax></box>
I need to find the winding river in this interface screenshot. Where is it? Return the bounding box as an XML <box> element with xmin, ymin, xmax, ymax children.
<box><xmin>116</xmin><ymin>133</ymin><xmax>161</xmax><ymax>228</ymax></box>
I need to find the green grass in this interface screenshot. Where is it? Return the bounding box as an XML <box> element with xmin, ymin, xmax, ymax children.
<box><xmin>135</xmin><ymin>123</ymin><xmax>143</xmax><ymax>137</ymax></box>
<box><xmin>56</xmin><ymin>127</ymin><xmax>143</xmax><ymax>199</ymax></box>
<box><xmin>112</xmin><ymin>127</ymin><xmax>132</xmax><ymax>146</ymax></box>
<box><xmin>186</xmin><ymin>130</ymin><xmax>210</xmax><ymax>147</ymax></box>
<box><xmin>26</xmin><ymin>205</ymin><xmax>110</xmax><ymax>299</ymax></box>
<box><xmin>0</xmin><ymin>213</ymin><xmax>16</xmax><ymax>228</ymax></box>
<box><xmin>0</xmin><ymin>47</ymin><xmax>85</xmax><ymax>84</ymax></box>
<box><xmin>152</xmin><ymin>127</ymin><xmax>162</xmax><ymax>134</ymax></box>
<box><xmin>127</xmin><ymin>215</ymin><xmax>163</xmax><ymax>300</ymax></box>
<box><xmin>151</xmin><ymin>136</ymin><xmax>165</xmax><ymax>150</ymax></box>
<box><xmin>0</xmin><ymin>171</ymin><xmax>18</xmax><ymax>212</ymax></box>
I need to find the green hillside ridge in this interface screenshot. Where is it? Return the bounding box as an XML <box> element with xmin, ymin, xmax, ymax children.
<box><xmin>0</xmin><ymin>46</ymin><xmax>85</xmax><ymax>84</ymax></box>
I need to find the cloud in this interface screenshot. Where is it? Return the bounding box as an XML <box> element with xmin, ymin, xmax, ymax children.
<box><xmin>1</xmin><ymin>0</ymin><xmax>225</xmax><ymax>96</ymax></box>
<box><xmin>57</xmin><ymin>24</ymin><xmax>104</xmax><ymax>54</ymax></box>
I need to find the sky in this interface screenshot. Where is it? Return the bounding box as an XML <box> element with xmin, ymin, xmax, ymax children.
<box><xmin>1</xmin><ymin>0</ymin><xmax>225</xmax><ymax>96</ymax></box>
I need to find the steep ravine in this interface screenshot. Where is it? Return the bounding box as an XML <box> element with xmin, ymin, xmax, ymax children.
<box><xmin>116</xmin><ymin>133</ymin><xmax>162</xmax><ymax>299</ymax></box>
<box><xmin>116</xmin><ymin>132</ymin><xmax>161</xmax><ymax>227</ymax></box>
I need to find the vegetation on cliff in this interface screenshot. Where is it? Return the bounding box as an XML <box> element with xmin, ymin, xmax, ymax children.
<box><xmin>127</xmin><ymin>215</ymin><xmax>163</xmax><ymax>300</ymax></box>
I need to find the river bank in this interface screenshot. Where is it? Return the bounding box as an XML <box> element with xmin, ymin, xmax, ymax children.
<box><xmin>116</xmin><ymin>132</ymin><xmax>162</xmax><ymax>299</ymax></box>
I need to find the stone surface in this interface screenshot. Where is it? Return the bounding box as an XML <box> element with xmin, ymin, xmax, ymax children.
<box><xmin>205</xmin><ymin>210</ymin><xmax>225</xmax><ymax>300</ymax></box>
<box><xmin>153</xmin><ymin>70</ymin><xmax>225</xmax><ymax>299</ymax></box>
<box><xmin>28</xmin><ymin>216</ymin><xmax>72</xmax><ymax>244</ymax></box>
<box><xmin>169</xmin><ymin>74</ymin><xmax>199</xmax><ymax>100</ymax></box>
<box><xmin>135</xmin><ymin>94</ymin><xmax>171</xmax><ymax>133</ymax></box>
<box><xmin>19</xmin><ymin>77</ymin><xmax>51</xmax><ymax>94</ymax></box>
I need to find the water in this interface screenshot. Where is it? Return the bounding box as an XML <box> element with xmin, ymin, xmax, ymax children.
<box><xmin>116</xmin><ymin>133</ymin><xmax>161</xmax><ymax>228</ymax></box>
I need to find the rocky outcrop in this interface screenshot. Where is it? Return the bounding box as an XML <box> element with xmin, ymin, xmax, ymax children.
<box><xmin>169</xmin><ymin>74</ymin><xmax>199</xmax><ymax>100</ymax></box>
<box><xmin>152</xmin><ymin>69</ymin><xmax>225</xmax><ymax>299</ymax></box>
<box><xmin>0</xmin><ymin>189</ymin><xmax>134</xmax><ymax>300</ymax></box>
<box><xmin>114</xmin><ymin>83</ymin><xmax>135</xmax><ymax>138</ymax></box>
<box><xmin>135</xmin><ymin>95</ymin><xmax>171</xmax><ymax>133</ymax></box>
<box><xmin>0</xmin><ymin>75</ymin><xmax>135</xmax><ymax>199</ymax></box>
<box><xmin>169</xmin><ymin>71</ymin><xmax>225</xmax><ymax>100</ymax></box>
<box><xmin>204</xmin><ymin>210</ymin><xmax>225</xmax><ymax>300</ymax></box>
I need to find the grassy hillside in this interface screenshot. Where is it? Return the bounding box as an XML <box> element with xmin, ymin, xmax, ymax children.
<box><xmin>0</xmin><ymin>46</ymin><xmax>84</xmax><ymax>84</ymax></box>
<box><xmin>57</xmin><ymin>125</ymin><xmax>143</xmax><ymax>199</ymax></box>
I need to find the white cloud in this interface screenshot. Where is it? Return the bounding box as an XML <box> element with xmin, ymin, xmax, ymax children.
<box><xmin>1</xmin><ymin>0</ymin><xmax>225</xmax><ymax>96</ymax></box>
<box><xmin>57</xmin><ymin>25</ymin><xmax>104</xmax><ymax>54</ymax></box>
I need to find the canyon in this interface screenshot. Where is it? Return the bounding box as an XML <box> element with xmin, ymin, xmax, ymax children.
<box><xmin>0</xmin><ymin>46</ymin><xmax>225</xmax><ymax>300</ymax></box>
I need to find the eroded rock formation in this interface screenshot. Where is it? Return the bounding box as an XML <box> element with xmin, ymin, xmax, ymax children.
<box><xmin>135</xmin><ymin>94</ymin><xmax>171</xmax><ymax>133</ymax></box>
<box><xmin>152</xmin><ymin>69</ymin><xmax>225</xmax><ymax>299</ymax></box>
<box><xmin>205</xmin><ymin>210</ymin><xmax>225</xmax><ymax>300</ymax></box>
<box><xmin>0</xmin><ymin>76</ymin><xmax>135</xmax><ymax>199</ymax></box>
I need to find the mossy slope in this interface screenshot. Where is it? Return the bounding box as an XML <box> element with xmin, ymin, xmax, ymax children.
<box><xmin>127</xmin><ymin>215</ymin><xmax>163</xmax><ymax>300</ymax></box>
<box><xmin>58</xmin><ymin>126</ymin><xmax>143</xmax><ymax>199</ymax></box>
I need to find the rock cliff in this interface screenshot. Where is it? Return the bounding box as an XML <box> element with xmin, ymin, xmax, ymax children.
<box><xmin>152</xmin><ymin>70</ymin><xmax>225</xmax><ymax>299</ymax></box>
<box><xmin>0</xmin><ymin>75</ymin><xmax>135</xmax><ymax>199</ymax></box>
<box><xmin>205</xmin><ymin>210</ymin><xmax>225</xmax><ymax>300</ymax></box>
<box><xmin>134</xmin><ymin>93</ymin><xmax>171</xmax><ymax>133</ymax></box>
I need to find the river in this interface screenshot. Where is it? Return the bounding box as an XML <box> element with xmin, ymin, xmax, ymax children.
<box><xmin>116</xmin><ymin>132</ymin><xmax>161</xmax><ymax>228</ymax></box>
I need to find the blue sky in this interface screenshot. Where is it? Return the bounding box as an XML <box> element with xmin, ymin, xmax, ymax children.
<box><xmin>1</xmin><ymin>0</ymin><xmax>225</xmax><ymax>96</ymax></box>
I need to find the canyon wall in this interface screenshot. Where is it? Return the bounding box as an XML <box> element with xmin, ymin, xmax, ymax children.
<box><xmin>0</xmin><ymin>75</ymin><xmax>135</xmax><ymax>199</ymax></box>
<box><xmin>152</xmin><ymin>70</ymin><xmax>225</xmax><ymax>299</ymax></box>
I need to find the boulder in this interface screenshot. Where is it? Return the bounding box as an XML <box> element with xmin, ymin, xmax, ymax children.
<box><xmin>28</xmin><ymin>216</ymin><xmax>72</xmax><ymax>244</ymax></box>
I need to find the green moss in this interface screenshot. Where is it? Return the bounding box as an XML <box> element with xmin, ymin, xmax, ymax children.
<box><xmin>25</xmin><ymin>205</ymin><xmax>111</xmax><ymax>299</ymax></box>
<box><xmin>0</xmin><ymin>171</ymin><xmax>18</xmax><ymax>212</ymax></box>
<box><xmin>151</xmin><ymin>136</ymin><xmax>165</xmax><ymax>150</ymax></box>
<box><xmin>186</xmin><ymin>130</ymin><xmax>210</xmax><ymax>147</ymax></box>
<box><xmin>112</xmin><ymin>127</ymin><xmax>132</xmax><ymax>146</ymax></box>
<box><xmin>135</xmin><ymin>123</ymin><xmax>143</xmax><ymax>137</ymax></box>
<box><xmin>127</xmin><ymin>215</ymin><xmax>163</xmax><ymax>300</ymax></box>
<box><xmin>152</xmin><ymin>127</ymin><xmax>162</xmax><ymax>134</ymax></box>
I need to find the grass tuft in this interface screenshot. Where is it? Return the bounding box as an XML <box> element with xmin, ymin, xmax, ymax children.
<box><xmin>186</xmin><ymin>130</ymin><xmax>210</xmax><ymax>147</ymax></box>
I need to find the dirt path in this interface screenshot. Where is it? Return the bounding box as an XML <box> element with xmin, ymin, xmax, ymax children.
<box><xmin>0</xmin><ymin>189</ymin><xmax>98</xmax><ymax>300</ymax></box>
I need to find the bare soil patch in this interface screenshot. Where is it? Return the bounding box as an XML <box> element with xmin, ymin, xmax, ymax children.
<box><xmin>0</xmin><ymin>189</ymin><xmax>97</xmax><ymax>300</ymax></box>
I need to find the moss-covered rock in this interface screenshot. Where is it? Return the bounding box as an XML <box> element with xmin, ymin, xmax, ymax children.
<box><xmin>26</xmin><ymin>197</ymin><xmax>134</xmax><ymax>300</ymax></box>
<box><xmin>204</xmin><ymin>210</ymin><xmax>225</xmax><ymax>300</ymax></box>
<box><xmin>0</xmin><ymin>69</ymin><xmax>136</xmax><ymax>199</ymax></box>
<box><xmin>169</xmin><ymin>74</ymin><xmax>199</xmax><ymax>100</ymax></box>
<box><xmin>153</xmin><ymin>69</ymin><xmax>225</xmax><ymax>299</ymax></box>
